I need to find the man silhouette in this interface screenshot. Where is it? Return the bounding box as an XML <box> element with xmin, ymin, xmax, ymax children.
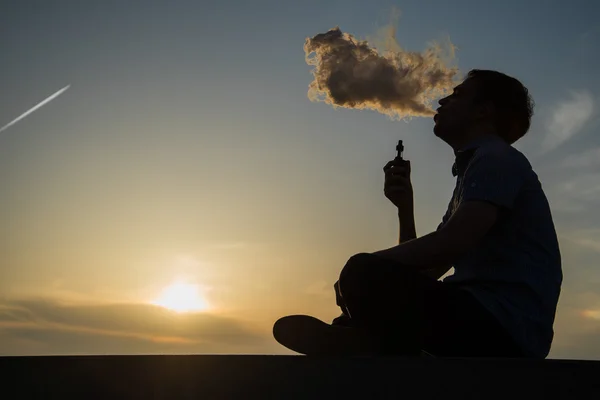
<box><xmin>274</xmin><ymin>70</ymin><xmax>562</xmax><ymax>358</ymax></box>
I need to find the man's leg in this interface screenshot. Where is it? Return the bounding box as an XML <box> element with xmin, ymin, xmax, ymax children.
<box><xmin>336</xmin><ymin>253</ymin><xmax>433</xmax><ymax>354</ymax></box>
<box><xmin>337</xmin><ymin>253</ymin><xmax>524</xmax><ymax>357</ymax></box>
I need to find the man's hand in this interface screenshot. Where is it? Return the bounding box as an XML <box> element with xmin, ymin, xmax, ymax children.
<box><xmin>383</xmin><ymin>158</ymin><xmax>413</xmax><ymax>214</ymax></box>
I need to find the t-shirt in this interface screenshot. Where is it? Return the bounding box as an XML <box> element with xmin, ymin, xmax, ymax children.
<box><xmin>439</xmin><ymin>134</ymin><xmax>563</xmax><ymax>358</ymax></box>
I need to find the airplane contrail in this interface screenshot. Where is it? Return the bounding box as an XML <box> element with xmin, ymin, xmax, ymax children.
<box><xmin>0</xmin><ymin>84</ymin><xmax>71</xmax><ymax>134</ymax></box>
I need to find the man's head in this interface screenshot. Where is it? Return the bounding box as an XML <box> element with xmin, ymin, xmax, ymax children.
<box><xmin>433</xmin><ymin>69</ymin><xmax>534</xmax><ymax>147</ymax></box>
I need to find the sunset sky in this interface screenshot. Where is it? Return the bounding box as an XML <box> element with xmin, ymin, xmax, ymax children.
<box><xmin>1</xmin><ymin>0</ymin><xmax>599</xmax><ymax>358</ymax></box>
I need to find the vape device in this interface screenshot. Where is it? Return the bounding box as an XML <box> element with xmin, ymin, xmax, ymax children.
<box><xmin>396</xmin><ymin>140</ymin><xmax>404</xmax><ymax>160</ymax></box>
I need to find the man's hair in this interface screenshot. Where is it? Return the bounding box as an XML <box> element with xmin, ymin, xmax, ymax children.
<box><xmin>466</xmin><ymin>69</ymin><xmax>534</xmax><ymax>144</ymax></box>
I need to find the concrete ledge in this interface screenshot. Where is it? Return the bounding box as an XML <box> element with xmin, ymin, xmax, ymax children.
<box><xmin>1</xmin><ymin>355</ymin><xmax>599</xmax><ymax>399</ymax></box>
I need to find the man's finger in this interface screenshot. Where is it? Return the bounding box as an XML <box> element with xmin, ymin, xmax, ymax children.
<box><xmin>386</xmin><ymin>173</ymin><xmax>407</xmax><ymax>182</ymax></box>
<box><xmin>385</xmin><ymin>187</ymin><xmax>407</xmax><ymax>196</ymax></box>
<box><xmin>385</xmin><ymin>186</ymin><xmax>407</xmax><ymax>192</ymax></box>
<box><xmin>385</xmin><ymin>185</ymin><xmax>408</xmax><ymax>194</ymax></box>
<box><xmin>385</xmin><ymin>166</ymin><xmax>408</xmax><ymax>177</ymax></box>
<box><xmin>385</xmin><ymin>177</ymin><xmax>409</xmax><ymax>190</ymax></box>
<box><xmin>383</xmin><ymin>161</ymin><xmax>395</xmax><ymax>171</ymax></box>
<box><xmin>383</xmin><ymin>159</ymin><xmax>406</xmax><ymax>170</ymax></box>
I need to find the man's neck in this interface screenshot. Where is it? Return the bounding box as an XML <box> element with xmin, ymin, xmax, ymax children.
<box><xmin>450</xmin><ymin>127</ymin><xmax>501</xmax><ymax>152</ymax></box>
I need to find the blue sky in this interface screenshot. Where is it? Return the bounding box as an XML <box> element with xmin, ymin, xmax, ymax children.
<box><xmin>0</xmin><ymin>0</ymin><xmax>599</xmax><ymax>358</ymax></box>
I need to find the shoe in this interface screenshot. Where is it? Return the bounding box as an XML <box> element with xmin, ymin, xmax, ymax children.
<box><xmin>273</xmin><ymin>315</ymin><xmax>380</xmax><ymax>356</ymax></box>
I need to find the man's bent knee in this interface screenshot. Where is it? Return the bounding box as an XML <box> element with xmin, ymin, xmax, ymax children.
<box><xmin>340</xmin><ymin>253</ymin><xmax>376</xmax><ymax>284</ymax></box>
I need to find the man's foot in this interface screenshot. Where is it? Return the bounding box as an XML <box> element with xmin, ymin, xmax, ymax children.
<box><xmin>273</xmin><ymin>315</ymin><xmax>380</xmax><ymax>356</ymax></box>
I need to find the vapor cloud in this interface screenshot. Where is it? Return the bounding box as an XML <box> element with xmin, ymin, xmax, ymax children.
<box><xmin>304</xmin><ymin>24</ymin><xmax>459</xmax><ymax>120</ymax></box>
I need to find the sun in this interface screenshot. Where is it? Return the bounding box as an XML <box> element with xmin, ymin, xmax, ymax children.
<box><xmin>152</xmin><ymin>282</ymin><xmax>209</xmax><ymax>313</ymax></box>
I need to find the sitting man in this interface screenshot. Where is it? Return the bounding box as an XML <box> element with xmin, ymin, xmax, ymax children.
<box><xmin>273</xmin><ymin>69</ymin><xmax>562</xmax><ymax>359</ymax></box>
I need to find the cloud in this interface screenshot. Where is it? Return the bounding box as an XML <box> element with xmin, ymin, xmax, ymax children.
<box><xmin>561</xmin><ymin>147</ymin><xmax>600</xmax><ymax>169</ymax></box>
<box><xmin>550</xmin><ymin>313</ymin><xmax>600</xmax><ymax>359</ymax></box>
<box><xmin>542</xmin><ymin>165</ymin><xmax>600</xmax><ymax>217</ymax></box>
<box><xmin>305</xmin><ymin>280</ymin><xmax>333</xmax><ymax>298</ymax></box>
<box><xmin>574</xmin><ymin>26</ymin><xmax>600</xmax><ymax>61</ymax></box>
<box><xmin>581</xmin><ymin>310</ymin><xmax>600</xmax><ymax>321</ymax></box>
<box><xmin>541</xmin><ymin>90</ymin><xmax>595</xmax><ymax>153</ymax></box>
<box><xmin>204</xmin><ymin>242</ymin><xmax>251</xmax><ymax>250</ymax></box>
<box><xmin>553</xmin><ymin>173</ymin><xmax>600</xmax><ymax>203</ymax></box>
<box><xmin>0</xmin><ymin>298</ymin><xmax>270</xmax><ymax>355</ymax></box>
<box><xmin>546</xmin><ymin>196</ymin><xmax>587</xmax><ymax>215</ymax></box>
<box><xmin>561</xmin><ymin>229</ymin><xmax>600</xmax><ymax>254</ymax></box>
<box><xmin>550</xmin><ymin>292</ymin><xmax>600</xmax><ymax>360</ymax></box>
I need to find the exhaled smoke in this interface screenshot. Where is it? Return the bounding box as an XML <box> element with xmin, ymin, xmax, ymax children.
<box><xmin>304</xmin><ymin>25</ymin><xmax>459</xmax><ymax>120</ymax></box>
